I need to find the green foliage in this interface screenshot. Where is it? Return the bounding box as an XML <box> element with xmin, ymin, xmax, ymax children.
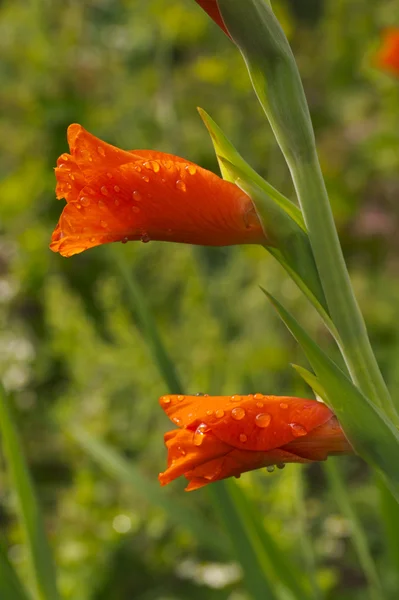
<box><xmin>1</xmin><ymin>0</ymin><xmax>399</xmax><ymax>599</ymax></box>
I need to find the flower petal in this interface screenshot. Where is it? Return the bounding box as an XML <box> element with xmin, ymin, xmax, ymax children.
<box><xmin>377</xmin><ymin>28</ymin><xmax>399</xmax><ymax>76</ymax></box>
<box><xmin>195</xmin><ymin>1</ymin><xmax>231</xmax><ymax>37</ymax></box>
<box><xmin>159</xmin><ymin>394</ymin><xmax>333</xmax><ymax>452</ymax></box>
<box><xmin>51</xmin><ymin>126</ymin><xmax>266</xmax><ymax>256</ymax></box>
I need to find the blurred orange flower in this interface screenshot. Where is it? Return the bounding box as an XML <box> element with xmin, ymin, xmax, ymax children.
<box><xmin>159</xmin><ymin>393</ymin><xmax>352</xmax><ymax>491</ymax></box>
<box><xmin>50</xmin><ymin>125</ymin><xmax>265</xmax><ymax>257</ymax></box>
<box><xmin>377</xmin><ymin>28</ymin><xmax>399</xmax><ymax>76</ymax></box>
<box><xmin>195</xmin><ymin>1</ymin><xmax>230</xmax><ymax>37</ymax></box>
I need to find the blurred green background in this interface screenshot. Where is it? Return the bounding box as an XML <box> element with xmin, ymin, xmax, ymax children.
<box><xmin>1</xmin><ymin>0</ymin><xmax>399</xmax><ymax>598</ymax></box>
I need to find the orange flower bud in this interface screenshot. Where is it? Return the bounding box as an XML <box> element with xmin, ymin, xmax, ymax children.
<box><xmin>195</xmin><ymin>1</ymin><xmax>231</xmax><ymax>37</ymax></box>
<box><xmin>50</xmin><ymin>125</ymin><xmax>266</xmax><ymax>257</ymax></box>
<box><xmin>158</xmin><ymin>393</ymin><xmax>352</xmax><ymax>491</ymax></box>
<box><xmin>376</xmin><ymin>28</ymin><xmax>399</xmax><ymax>76</ymax></box>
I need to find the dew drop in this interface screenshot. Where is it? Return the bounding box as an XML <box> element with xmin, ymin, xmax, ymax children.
<box><xmin>206</xmin><ymin>410</ymin><xmax>214</xmax><ymax>416</ymax></box>
<box><xmin>97</xmin><ymin>145</ymin><xmax>105</xmax><ymax>156</ymax></box>
<box><xmin>172</xmin><ymin>417</ymin><xmax>182</xmax><ymax>425</ymax></box>
<box><xmin>100</xmin><ymin>220</ymin><xmax>108</xmax><ymax>228</ymax></box>
<box><xmin>195</xmin><ymin>393</ymin><xmax>205</xmax><ymax>396</ymax></box>
<box><xmin>164</xmin><ymin>160</ymin><xmax>173</xmax><ymax>169</ymax></box>
<box><xmin>277</xmin><ymin>463</ymin><xmax>286</xmax><ymax>470</ymax></box>
<box><xmin>239</xmin><ymin>433</ymin><xmax>247</xmax><ymax>443</ymax></box>
<box><xmin>66</xmin><ymin>183</ymin><xmax>72</xmax><ymax>189</ymax></box>
<box><xmin>161</xmin><ymin>396</ymin><xmax>171</xmax><ymax>405</ymax></box>
<box><xmin>142</xmin><ymin>175</ymin><xmax>150</xmax><ymax>183</ymax></box>
<box><xmin>177</xmin><ymin>395</ymin><xmax>185</xmax><ymax>402</ymax></box>
<box><xmin>185</xmin><ymin>164</ymin><xmax>197</xmax><ymax>175</ymax></box>
<box><xmin>80</xmin><ymin>196</ymin><xmax>90</xmax><ymax>207</ymax></box>
<box><xmin>121</xmin><ymin>237</ymin><xmax>129</xmax><ymax>244</ymax></box>
<box><xmin>141</xmin><ymin>233</ymin><xmax>150</xmax><ymax>243</ymax></box>
<box><xmin>61</xmin><ymin>153</ymin><xmax>69</xmax><ymax>161</ymax></box>
<box><xmin>176</xmin><ymin>180</ymin><xmax>187</xmax><ymax>192</ymax></box>
<box><xmin>254</xmin><ymin>393</ymin><xmax>263</xmax><ymax>400</ymax></box>
<box><xmin>133</xmin><ymin>190</ymin><xmax>142</xmax><ymax>202</ymax></box>
<box><xmin>114</xmin><ymin>185</ymin><xmax>120</xmax><ymax>193</ymax></box>
<box><xmin>280</xmin><ymin>402</ymin><xmax>288</xmax><ymax>409</ymax></box>
<box><xmin>69</xmin><ymin>174</ymin><xmax>75</xmax><ymax>180</ymax></box>
<box><xmin>256</xmin><ymin>402</ymin><xmax>264</xmax><ymax>408</ymax></box>
<box><xmin>144</xmin><ymin>160</ymin><xmax>160</xmax><ymax>173</ymax></box>
<box><xmin>76</xmin><ymin>203</ymin><xmax>82</xmax><ymax>209</ymax></box>
<box><xmin>266</xmin><ymin>465</ymin><xmax>275</xmax><ymax>473</ymax></box>
<box><xmin>100</xmin><ymin>186</ymin><xmax>108</xmax><ymax>196</ymax></box>
<box><xmin>107</xmin><ymin>172</ymin><xmax>113</xmax><ymax>179</ymax></box>
<box><xmin>98</xmin><ymin>200</ymin><xmax>105</xmax><ymax>208</ymax></box>
<box><xmin>88</xmin><ymin>155</ymin><xmax>93</xmax><ymax>162</ymax></box>
<box><xmin>161</xmin><ymin>178</ymin><xmax>167</xmax><ymax>184</ymax></box>
<box><xmin>193</xmin><ymin>423</ymin><xmax>209</xmax><ymax>446</ymax></box>
<box><xmin>90</xmin><ymin>237</ymin><xmax>96</xmax><ymax>243</ymax></box>
<box><xmin>230</xmin><ymin>395</ymin><xmax>241</xmax><ymax>402</ymax></box>
<box><xmin>231</xmin><ymin>407</ymin><xmax>246</xmax><ymax>421</ymax></box>
<box><xmin>289</xmin><ymin>423</ymin><xmax>307</xmax><ymax>437</ymax></box>
<box><xmin>215</xmin><ymin>409</ymin><xmax>225</xmax><ymax>419</ymax></box>
<box><xmin>255</xmin><ymin>413</ymin><xmax>272</xmax><ymax>428</ymax></box>
<box><xmin>178</xmin><ymin>446</ymin><xmax>186</xmax><ymax>456</ymax></box>
<box><xmin>134</xmin><ymin>165</ymin><xmax>142</xmax><ymax>172</ymax></box>
<box><xmin>132</xmin><ymin>206</ymin><xmax>140</xmax><ymax>213</ymax></box>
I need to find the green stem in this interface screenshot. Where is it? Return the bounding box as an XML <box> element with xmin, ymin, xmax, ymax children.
<box><xmin>290</xmin><ymin>158</ymin><xmax>398</xmax><ymax>424</ymax></box>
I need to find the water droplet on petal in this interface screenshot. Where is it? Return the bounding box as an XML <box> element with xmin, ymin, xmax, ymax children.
<box><xmin>231</xmin><ymin>407</ymin><xmax>246</xmax><ymax>421</ymax></box>
<box><xmin>239</xmin><ymin>433</ymin><xmax>247</xmax><ymax>443</ymax></box>
<box><xmin>256</xmin><ymin>402</ymin><xmax>264</xmax><ymax>408</ymax></box>
<box><xmin>290</xmin><ymin>423</ymin><xmax>307</xmax><ymax>437</ymax></box>
<box><xmin>97</xmin><ymin>145</ymin><xmax>105</xmax><ymax>156</ymax></box>
<box><xmin>61</xmin><ymin>153</ymin><xmax>69</xmax><ymax>161</ymax></box>
<box><xmin>133</xmin><ymin>191</ymin><xmax>142</xmax><ymax>202</ymax></box>
<box><xmin>255</xmin><ymin>413</ymin><xmax>272</xmax><ymax>428</ymax></box>
<box><xmin>98</xmin><ymin>200</ymin><xmax>105</xmax><ymax>208</ymax></box>
<box><xmin>176</xmin><ymin>180</ymin><xmax>187</xmax><ymax>192</ymax></box>
<box><xmin>132</xmin><ymin>206</ymin><xmax>140</xmax><ymax>213</ymax></box>
<box><xmin>177</xmin><ymin>395</ymin><xmax>185</xmax><ymax>402</ymax></box>
<box><xmin>185</xmin><ymin>164</ymin><xmax>197</xmax><ymax>175</ymax></box>
<box><xmin>69</xmin><ymin>174</ymin><xmax>75</xmax><ymax>180</ymax></box>
<box><xmin>172</xmin><ymin>417</ymin><xmax>182</xmax><ymax>425</ymax></box>
<box><xmin>144</xmin><ymin>160</ymin><xmax>160</xmax><ymax>173</ymax></box>
<box><xmin>266</xmin><ymin>465</ymin><xmax>275</xmax><ymax>473</ymax></box>
<box><xmin>178</xmin><ymin>446</ymin><xmax>186</xmax><ymax>456</ymax></box>
<box><xmin>114</xmin><ymin>185</ymin><xmax>120</xmax><ymax>193</ymax></box>
<box><xmin>76</xmin><ymin>203</ymin><xmax>82</xmax><ymax>209</ymax></box>
<box><xmin>280</xmin><ymin>402</ymin><xmax>288</xmax><ymax>409</ymax></box>
<box><xmin>141</xmin><ymin>233</ymin><xmax>150</xmax><ymax>243</ymax></box>
<box><xmin>193</xmin><ymin>422</ymin><xmax>209</xmax><ymax>446</ymax></box>
<box><xmin>121</xmin><ymin>237</ymin><xmax>128</xmax><ymax>244</ymax></box>
<box><xmin>161</xmin><ymin>396</ymin><xmax>171</xmax><ymax>405</ymax></box>
<box><xmin>107</xmin><ymin>172</ymin><xmax>113</xmax><ymax>179</ymax></box>
<box><xmin>206</xmin><ymin>410</ymin><xmax>214</xmax><ymax>416</ymax></box>
<box><xmin>215</xmin><ymin>409</ymin><xmax>225</xmax><ymax>419</ymax></box>
<box><xmin>230</xmin><ymin>395</ymin><xmax>241</xmax><ymax>402</ymax></box>
<box><xmin>90</xmin><ymin>237</ymin><xmax>96</xmax><ymax>243</ymax></box>
<box><xmin>196</xmin><ymin>392</ymin><xmax>205</xmax><ymax>396</ymax></box>
<box><xmin>134</xmin><ymin>165</ymin><xmax>142</xmax><ymax>172</ymax></box>
<box><xmin>80</xmin><ymin>196</ymin><xmax>90</xmax><ymax>207</ymax></box>
<box><xmin>254</xmin><ymin>393</ymin><xmax>263</xmax><ymax>400</ymax></box>
<box><xmin>100</xmin><ymin>220</ymin><xmax>108</xmax><ymax>228</ymax></box>
<box><xmin>277</xmin><ymin>463</ymin><xmax>286</xmax><ymax>470</ymax></box>
<box><xmin>101</xmin><ymin>186</ymin><xmax>108</xmax><ymax>196</ymax></box>
<box><xmin>164</xmin><ymin>160</ymin><xmax>173</xmax><ymax>169</ymax></box>
<box><xmin>142</xmin><ymin>175</ymin><xmax>149</xmax><ymax>183</ymax></box>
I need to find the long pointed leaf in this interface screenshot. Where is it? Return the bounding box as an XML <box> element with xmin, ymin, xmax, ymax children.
<box><xmin>263</xmin><ymin>292</ymin><xmax>399</xmax><ymax>503</ymax></box>
<box><xmin>0</xmin><ymin>383</ymin><xmax>59</xmax><ymax>600</ymax></box>
<box><xmin>0</xmin><ymin>543</ymin><xmax>31</xmax><ymax>600</ymax></box>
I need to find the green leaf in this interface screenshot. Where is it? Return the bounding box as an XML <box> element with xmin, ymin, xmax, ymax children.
<box><xmin>377</xmin><ymin>475</ymin><xmax>399</xmax><ymax>592</ymax></box>
<box><xmin>263</xmin><ymin>292</ymin><xmax>399</xmax><ymax>503</ymax></box>
<box><xmin>70</xmin><ymin>427</ymin><xmax>227</xmax><ymax>554</ymax></box>
<box><xmin>198</xmin><ymin>107</ymin><xmax>305</xmax><ymax>230</ymax></box>
<box><xmin>0</xmin><ymin>383</ymin><xmax>59</xmax><ymax>600</ymax></box>
<box><xmin>325</xmin><ymin>460</ymin><xmax>382</xmax><ymax>600</ymax></box>
<box><xmin>0</xmin><ymin>543</ymin><xmax>31</xmax><ymax>600</ymax></box>
<box><xmin>291</xmin><ymin>364</ymin><xmax>327</xmax><ymax>401</ymax></box>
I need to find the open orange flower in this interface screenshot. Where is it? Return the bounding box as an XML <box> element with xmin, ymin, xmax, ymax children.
<box><xmin>195</xmin><ymin>1</ymin><xmax>230</xmax><ymax>37</ymax></box>
<box><xmin>159</xmin><ymin>393</ymin><xmax>352</xmax><ymax>491</ymax></box>
<box><xmin>376</xmin><ymin>28</ymin><xmax>399</xmax><ymax>76</ymax></box>
<box><xmin>50</xmin><ymin>125</ymin><xmax>265</xmax><ymax>257</ymax></box>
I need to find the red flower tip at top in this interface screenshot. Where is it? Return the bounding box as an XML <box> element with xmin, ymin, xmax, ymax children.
<box><xmin>376</xmin><ymin>28</ymin><xmax>399</xmax><ymax>76</ymax></box>
<box><xmin>159</xmin><ymin>393</ymin><xmax>352</xmax><ymax>491</ymax></box>
<box><xmin>195</xmin><ymin>1</ymin><xmax>231</xmax><ymax>38</ymax></box>
<box><xmin>50</xmin><ymin>125</ymin><xmax>265</xmax><ymax>257</ymax></box>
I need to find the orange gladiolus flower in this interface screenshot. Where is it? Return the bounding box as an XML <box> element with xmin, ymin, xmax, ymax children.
<box><xmin>195</xmin><ymin>1</ymin><xmax>230</xmax><ymax>37</ymax></box>
<box><xmin>376</xmin><ymin>28</ymin><xmax>399</xmax><ymax>76</ymax></box>
<box><xmin>50</xmin><ymin>125</ymin><xmax>266</xmax><ymax>257</ymax></box>
<box><xmin>159</xmin><ymin>393</ymin><xmax>352</xmax><ymax>491</ymax></box>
